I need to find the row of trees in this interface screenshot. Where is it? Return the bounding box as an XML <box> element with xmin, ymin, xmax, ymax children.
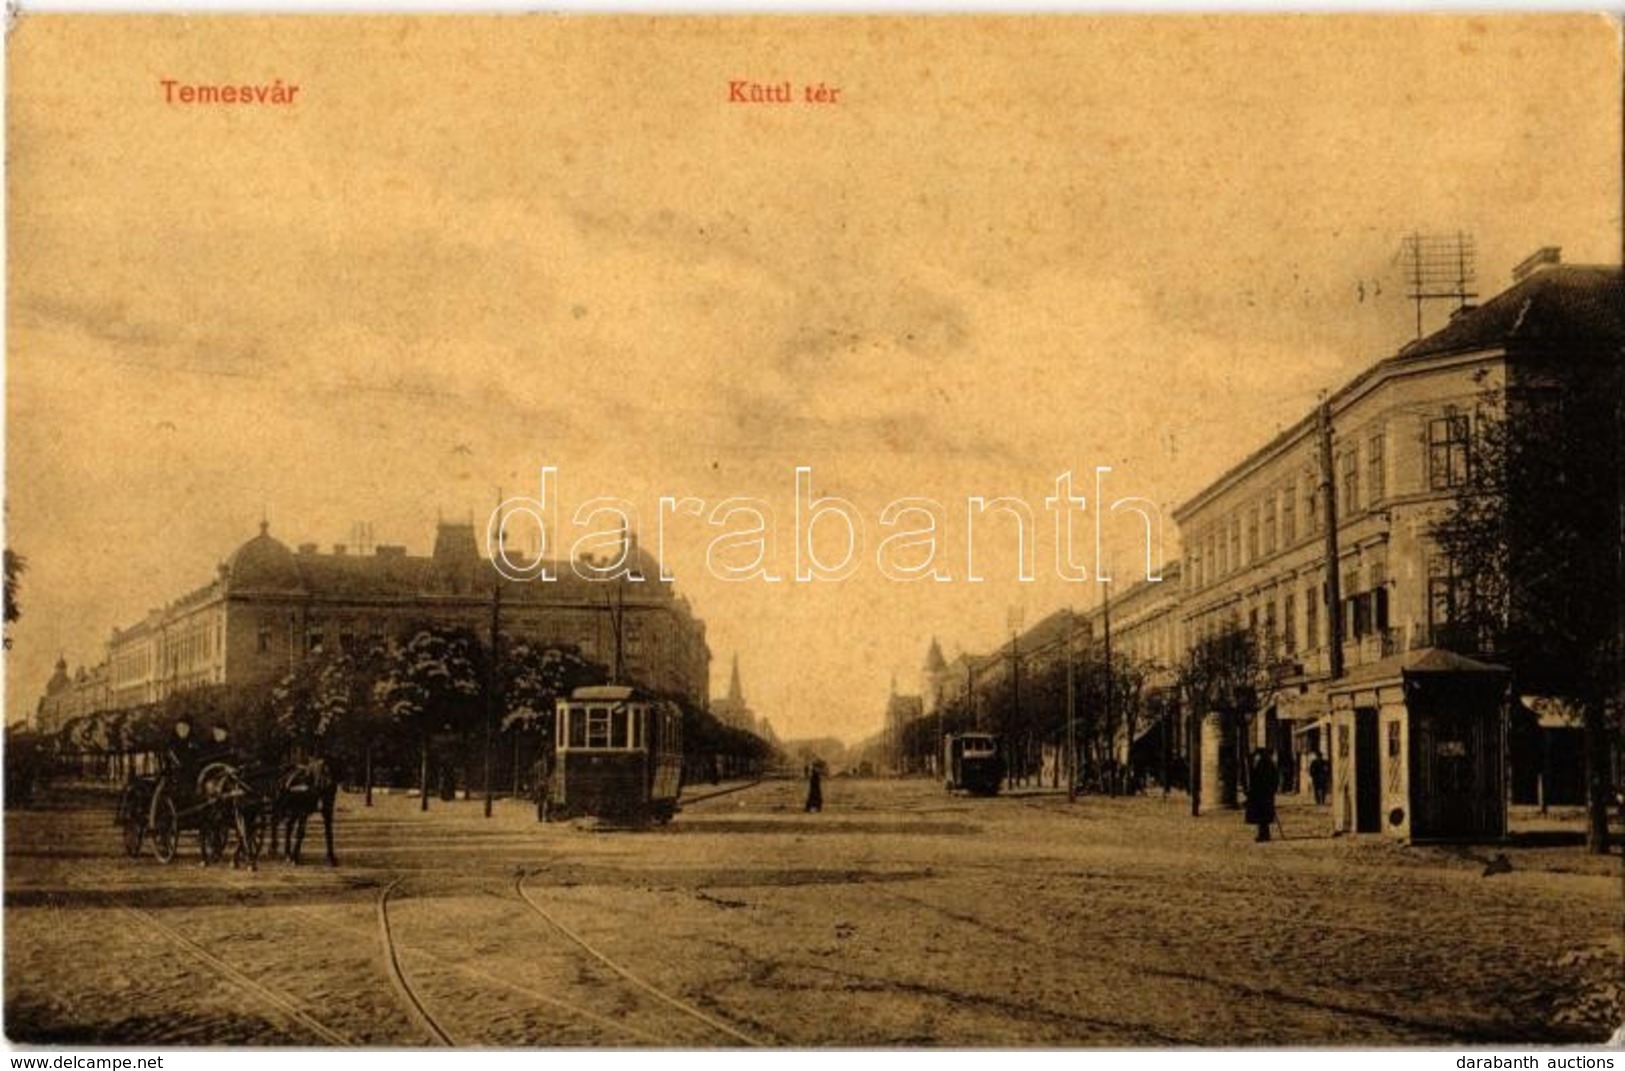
<box><xmin>44</xmin><ymin>624</ymin><xmax>779</xmax><ymax>808</ymax></box>
<box><xmin>898</xmin><ymin>618</ymin><xmax>1287</xmax><ymax>799</ymax></box>
<box><xmin>898</xmin><ymin>639</ymin><xmax>1165</xmax><ymax>792</ymax></box>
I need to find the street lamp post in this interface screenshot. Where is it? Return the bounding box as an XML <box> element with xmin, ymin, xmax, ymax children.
<box><xmin>1066</xmin><ymin>608</ymin><xmax>1076</xmax><ymax>803</ymax></box>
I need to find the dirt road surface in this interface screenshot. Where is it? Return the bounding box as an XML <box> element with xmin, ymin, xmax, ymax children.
<box><xmin>5</xmin><ymin>779</ymin><xmax>1620</xmax><ymax>1046</ymax></box>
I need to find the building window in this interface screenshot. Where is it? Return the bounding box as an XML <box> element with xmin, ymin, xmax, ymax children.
<box><xmin>1264</xmin><ymin>600</ymin><xmax>1278</xmax><ymax>651</ymax></box>
<box><xmin>1343</xmin><ymin>569</ymin><xmax>1364</xmax><ymax>638</ymax></box>
<box><xmin>1229</xmin><ymin>517</ymin><xmax>1241</xmax><ymax>574</ymax></box>
<box><xmin>1339</xmin><ymin>448</ymin><xmax>1361</xmax><ymax>515</ymax></box>
<box><xmin>257</xmin><ymin>625</ymin><xmax>273</xmax><ymax>654</ymax></box>
<box><xmin>1367</xmin><ymin>433</ymin><xmax>1386</xmax><ymax>505</ymax></box>
<box><xmin>1263</xmin><ymin>498</ymin><xmax>1277</xmax><ymax>556</ymax></box>
<box><xmin>1429</xmin><ymin>414</ymin><xmax>1471</xmax><ymax>490</ymax></box>
<box><xmin>1246</xmin><ymin>508</ymin><xmax>1260</xmax><ymax>563</ymax></box>
<box><xmin>1427</xmin><ymin>555</ymin><xmax>1476</xmax><ymax>649</ymax></box>
<box><xmin>1305</xmin><ymin>474</ymin><xmax>1320</xmax><ymax>535</ymax></box>
<box><xmin>1281</xmin><ymin>487</ymin><xmax>1296</xmax><ymax>546</ymax></box>
<box><xmin>1305</xmin><ymin>584</ymin><xmax>1319</xmax><ymax>649</ymax></box>
<box><xmin>1283</xmin><ymin>593</ymin><xmax>1297</xmax><ymax>654</ymax></box>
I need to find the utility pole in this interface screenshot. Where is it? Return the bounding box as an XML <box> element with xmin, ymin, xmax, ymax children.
<box><xmin>1010</xmin><ymin>629</ymin><xmax>1020</xmax><ymax>790</ymax></box>
<box><xmin>1066</xmin><ymin>608</ymin><xmax>1076</xmax><ymax>803</ymax></box>
<box><xmin>1008</xmin><ymin>606</ymin><xmax>1023</xmax><ymax>789</ymax></box>
<box><xmin>1102</xmin><ymin>575</ymin><xmax>1115</xmax><ymax>796</ymax></box>
<box><xmin>1318</xmin><ymin>399</ymin><xmax>1345</xmax><ymax>681</ymax></box>
<box><xmin>485</xmin><ymin>490</ymin><xmax>503</xmax><ymax>819</ymax></box>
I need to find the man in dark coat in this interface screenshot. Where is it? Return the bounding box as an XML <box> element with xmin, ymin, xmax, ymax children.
<box><xmin>163</xmin><ymin>717</ymin><xmax>200</xmax><ymax>794</ymax></box>
<box><xmin>1308</xmin><ymin>753</ymin><xmax>1330</xmax><ymax>806</ymax></box>
<box><xmin>1245</xmin><ymin>749</ymin><xmax>1280</xmax><ymax>842</ymax></box>
<box><xmin>804</xmin><ymin>762</ymin><xmax>823</xmax><ymax>813</ymax></box>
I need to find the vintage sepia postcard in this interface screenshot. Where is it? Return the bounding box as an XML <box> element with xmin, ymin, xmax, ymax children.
<box><xmin>4</xmin><ymin>13</ymin><xmax>1622</xmax><ymax>1050</ymax></box>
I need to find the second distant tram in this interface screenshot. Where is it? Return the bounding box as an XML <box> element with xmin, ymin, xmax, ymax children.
<box><xmin>943</xmin><ymin>732</ymin><xmax>1004</xmax><ymax>796</ymax></box>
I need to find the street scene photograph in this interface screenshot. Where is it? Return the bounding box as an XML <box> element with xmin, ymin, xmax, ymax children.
<box><xmin>3</xmin><ymin>13</ymin><xmax>1622</xmax><ymax>1050</ymax></box>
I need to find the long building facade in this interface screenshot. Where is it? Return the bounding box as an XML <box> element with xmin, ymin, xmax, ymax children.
<box><xmin>909</xmin><ymin>251</ymin><xmax>1620</xmax><ymax>838</ymax></box>
<box><xmin>37</xmin><ymin>520</ymin><xmax>711</xmax><ymax>734</ymax></box>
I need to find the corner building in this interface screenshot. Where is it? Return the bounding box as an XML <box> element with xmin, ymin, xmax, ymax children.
<box><xmin>1172</xmin><ymin>258</ymin><xmax>1622</xmax><ymax>840</ymax></box>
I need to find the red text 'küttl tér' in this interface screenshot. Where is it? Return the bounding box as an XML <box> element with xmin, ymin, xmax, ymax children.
<box><xmin>729</xmin><ymin>80</ymin><xmax>842</xmax><ymax>104</ymax></box>
<box><xmin>160</xmin><ymin>80</ymin><xmax>301</xmax><ymax>105</ymax></box>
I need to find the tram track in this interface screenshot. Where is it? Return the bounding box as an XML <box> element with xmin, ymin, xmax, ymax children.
<box><xmin>678</xmin><ymin>780</ymin><xmax>765</xmax><ymax>808</ymax></box>
<box><xmin>515</xmin><ymin>871</ymin><xmax>767</xmax><ymax>1046</ymax></box>
<box><xmin>116</xmin><ymin>903</ymin><xmax>359</xmax><ymax>1045</ymax></box>
<box><xmin>376</xmin><ymin>878</ymin><xmax>458</xmax><ymax>1045</ymax></box>
<box><xmin>278</xmin><ymin>899</ymin><xmax>671</xmax><ymax>1044</ymax></box>
<box><xmin>370</xmin><ymin>875</ymin><xmax>716</xmax><ymax>1045</ymax></box>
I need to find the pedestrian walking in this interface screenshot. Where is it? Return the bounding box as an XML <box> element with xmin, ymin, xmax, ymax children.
<box><xmin>1308</xmin><ymin>752</ymin><xmax>1330</xmax><ymax>806</ymax></box>
<box><xmin>531</xmin><ymin>755</ymin><xmax>553</xmax><ymax>823</ymax></box>
<box><xmin>804</xmin><ymin>762</ymin><xmax>823</xmax><ymax>813</ymax></box>
<box><xmin>1244</xmin><ymin>748</ymin><xmax>1279</xmax><ymax>843</ymax></box>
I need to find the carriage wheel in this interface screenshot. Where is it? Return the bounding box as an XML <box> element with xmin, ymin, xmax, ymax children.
<box><xmin>152</xmin><ymin>796</ymin><xmax>180</xmax><ymax>864</ymax></box>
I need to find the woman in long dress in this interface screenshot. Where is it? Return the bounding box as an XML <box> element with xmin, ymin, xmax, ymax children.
<box><xmin>1244</xmin><ymin>749</ymin><xmax>1279</xmax><ymax>842</ymax></box>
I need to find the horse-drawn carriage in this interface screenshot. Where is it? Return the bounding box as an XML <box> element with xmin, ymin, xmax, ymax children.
<box><xmin>115</xmin><ymin>756</ymin><xmax>337</xmax><ymax>868</ymax></box>
<box><xmin>116</xmin><ymin>760</ymin><xmax>263</xmax><ymax>866</ymax></box>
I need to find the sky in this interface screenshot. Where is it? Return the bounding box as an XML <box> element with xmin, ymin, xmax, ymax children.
<box><xmin>5</xmin><ymin>14</ymin><xmax>1621</xmax><ymax>744</ymax></box>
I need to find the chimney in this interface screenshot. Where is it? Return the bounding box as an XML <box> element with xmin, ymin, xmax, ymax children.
<box><xmin>1512</xmin><ymin>246</ymin><xmax>1561</xmax><ymax>283</ymax></box>
<box><xmin>333</xmin><ymin>544</ymin><xmax>347</xmax><ymax>556</ymax></box>
<box><xmin>298</xmin><ymin>543</ymin><xmax>319</xmax><ymax>555</ymax></box>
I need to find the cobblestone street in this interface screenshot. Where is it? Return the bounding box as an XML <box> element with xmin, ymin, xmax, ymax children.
<box><xmin>5</xmin><ymin>779</ymin><xmax>1621</xmax><ymax>1047</ymax></box>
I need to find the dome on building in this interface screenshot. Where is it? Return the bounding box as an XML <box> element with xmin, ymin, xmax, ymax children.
<box><xmin>626</xmin><ymin>533</ymin><xmax>662</xmax><ymax>582</ymax></box>
<box><xmin>225</xmin><ymin>522</ymin><xmax>303</xmax><ymax>591</ymax></box>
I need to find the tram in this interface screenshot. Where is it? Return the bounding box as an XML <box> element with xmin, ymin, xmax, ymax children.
<box><xmin>548</xmin><ymin>685</ymin><xmax>684</xmax><ymax>824</ymax></box>
<box><xmin>943</xmin><ymin>732</ymin><xmax>1004</xmax><ymax>796</ymax></box>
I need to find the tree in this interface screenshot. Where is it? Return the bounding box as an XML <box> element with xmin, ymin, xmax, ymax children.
<box><xmin>267</xmin><ymin>642</ymin><xmax>391</xmax><ymax>797</ymax></box>
<box><xmin>374</xmin><ymin>626</ymin><xmax>484</xmax><ymax>811</ymax></box>
<box><xmin>3</xmin><ymin>549</ymin><xmax>23</xmax><ymax>649</ymax></box>
<box><xmin>1432</xmin><ymin>379</ymin><xmax>1623</xmax><ymax>853</ymax></box>
<box><xmin>499</xmin><ymin>642</ymin><xmax>605</xmax><ymax>793</ymax></box>
<box><xmin>1178</xmin><ymin>620</ymin><xmax>1293</xmax><ymax>810</ymax></box>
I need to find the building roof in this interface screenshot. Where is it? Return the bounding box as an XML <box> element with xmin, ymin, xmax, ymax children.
<box><xmin>1329</xmin><ymin>646</ymin><xmax>1509</xmax><ymax>691</ymax></box>
<box><xmin>219</xmin><ymin>522</ymin><xmax>681</xmax><ymax>606</ymax></box>
<box><xmin>924</xmin><ymin>637</ymin><xmax>947</xmax><ymax>673</ymax></box>
<box><xmin>1175</xmin><ymin>264</ymin><xmax>1624</xmax><ymax>523</ymax></box>
<box><xmin>225</xmin><ymin>522</ymin><xmax>302</xmax><ymax>592</ymax></box>
<box><xmin>1397</xmin><ymin>265</ymin><xmax>1624</xmax><ymax>361</ymax></box>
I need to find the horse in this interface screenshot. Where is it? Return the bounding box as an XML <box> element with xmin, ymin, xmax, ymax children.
<box><xmin>195</xmin><ymin>761</ymin><xmax>264</xmax><ymax>871</ymax></box>
<box><xmin>269</xmin><ymin>757</ymin><xmax>339</xmax><ymax>867</ymax></box>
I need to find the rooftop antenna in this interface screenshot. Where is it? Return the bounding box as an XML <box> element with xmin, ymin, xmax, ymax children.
<box><xmin>1399</xmin><ymin>231</ymin><xmax>1478</xmax><ymax>340</ymax></box>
